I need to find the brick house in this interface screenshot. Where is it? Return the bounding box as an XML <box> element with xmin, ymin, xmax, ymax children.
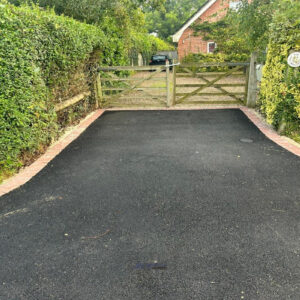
<box><xmin>172</xmin><ymin>0</ymin><xmax>242</xmax><ymax>60</ymax></box>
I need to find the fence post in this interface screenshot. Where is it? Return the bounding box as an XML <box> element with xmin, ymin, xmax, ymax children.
<box><xmin>247</xmin><ymin>52</ymin><xmax>258</xmax><ymax>107</ymax></box>
<box><xmin>244</xmin><ymin>66</ymin><xmax>250</xmax><ymax>105</ymax></box>
<box><xmin>166</xmin><ymin>60</ymin><xmax>171</xmax><ymax>107</ymax></box>
<box><xmin>172</xmin><ymin>65</ymin><xmax>177</xmax><ymax>106</ymax></box>
<box><xmin>94</xmin><ymin>73</ymin><xmax>103</xmax><ymax>109</ymax></box>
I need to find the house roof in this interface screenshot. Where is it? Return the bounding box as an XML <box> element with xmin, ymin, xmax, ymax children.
<box><xmin>172</xmin><ymin>0</ymin><xmax>217</xmax><ymax>43</ymax></box>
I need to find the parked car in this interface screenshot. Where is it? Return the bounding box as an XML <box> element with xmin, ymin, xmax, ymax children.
<box><xmin>149</xmin><ymin>55</ymin><xmax>173</xmax><ymax>69</ymax></box>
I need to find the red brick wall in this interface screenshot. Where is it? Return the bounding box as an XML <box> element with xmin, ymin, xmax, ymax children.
<box><xmin>178</xmin><ymin>0</ymin><xmax>231</xmax><ymax>60</ymax></box>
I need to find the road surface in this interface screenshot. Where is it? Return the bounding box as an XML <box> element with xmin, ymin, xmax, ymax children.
<box><xmin>0</xmin><ymin>110</ymin><xmax>299</xmax><ymax>299</ymax></box>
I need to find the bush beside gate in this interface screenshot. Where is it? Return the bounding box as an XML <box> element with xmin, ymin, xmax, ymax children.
<box><xmin>259</xmin><ymin>19</ymin><xmax>300</xmax><ymax>141</ymax></box>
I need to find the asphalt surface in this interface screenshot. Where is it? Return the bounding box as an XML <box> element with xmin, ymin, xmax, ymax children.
<box><xmin>0</xmin><ymin>110</ymin><xmax>299</xmax><ymax>300</ymax></box>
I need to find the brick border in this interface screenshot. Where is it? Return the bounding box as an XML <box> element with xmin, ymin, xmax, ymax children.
<box><xmin>1</xmin><ymin>106</ymin><xmax>299</xmax><ymax>197</ymax></box>
<box><xmin>240</xmin><ymin>107</ymin><xmax>300</xmax><ymax>157</ymax></box>
<box><xmin>0</xmin><ymin>109</ymin><xmax>105</xmax><ymax>197</ymax></box>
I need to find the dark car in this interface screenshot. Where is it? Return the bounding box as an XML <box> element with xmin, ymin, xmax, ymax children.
<box><xmin>149</xmin><ymin>55</ymin><xmax>173</xmax><ymax>69</ymax></box>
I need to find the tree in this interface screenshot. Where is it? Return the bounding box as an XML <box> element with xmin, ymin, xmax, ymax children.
<box><xmin>191</xmin><ymin>0</ymin><xmax>300</xmax><ymax>55</ymax></box>
<box><xmin>9</xmin><ymin>0</ymin><xmax>166</xmax><ymax>21</ymax></box>
<box><xmin>9</xmin><ymin>0</ymin><xmax>167</xmax><ymax>58</ymax></box>
<box><xmin>145</xmin><ymin>0</ymin><xmax>206</xmax><ymax>40</ymax></box>
<box><xmin>220</xmin><ymin>0</ymin><xmax>299</xmax><ymax>52</ymax></box>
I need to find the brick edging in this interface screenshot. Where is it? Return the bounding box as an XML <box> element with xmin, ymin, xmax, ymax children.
<box><xmin>0</xmin><ymin>109</ymin><xmax>105</xmax><ymax>197</ymax></box>
<box><xmin>1</xmin><ymin>106</ymin><xmax>299</xmax><ymax>197</ymax></box>
<box><xmin>240</xmin><ymin>107</ymin><xmax>300</xmax><ymax>157</ymax></box>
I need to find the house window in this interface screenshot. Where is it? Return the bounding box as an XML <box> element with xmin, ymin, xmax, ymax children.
<box><xmin>207</xmin><ymin>42</ymin><xmax>216</xmax><ymax>53</ymax></box>
<box><xmin>229</xmin><ymin>1</ymin><xmax>242</xmax><ymax>11</ymax></box>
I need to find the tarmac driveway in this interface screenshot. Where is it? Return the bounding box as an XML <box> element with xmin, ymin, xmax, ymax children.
<box><xmin>0</xmin><ymin>110</ymin><xmax>299</xmax><ymax>299</ymax></box>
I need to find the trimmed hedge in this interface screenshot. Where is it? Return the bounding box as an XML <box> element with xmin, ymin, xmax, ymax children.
<box><xmin>130</xmin><ymin>32</ymin><xmax>174</xmax><ymax>64</ymax></box>
<box><xmin>259</xmin><ymin>19</ymin><xmax>300</xmax><ymax>140</ymax></box>
<box><xmin>0</xmin><ymin>1</ymin><xmax>109</xmax><ymax>180</ymax></box>
<box><xmin>0</xmin><ymin>1</ymin><xmax>171</xmax><ymax>181</ymax></box>
<box><xmin>182</xmin><ymin>52</ymin><xmax>249</xmax><ymax>64</ymax></box>
<box><xmin>181</xmin><ymin>52</ymin><xmax>249</xmax><ymax>72</ymax></box>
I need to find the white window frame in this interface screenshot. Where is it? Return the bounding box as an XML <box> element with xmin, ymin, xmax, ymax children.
<box><xmin>207</xmin><ymin>42</ymin><xmax>216</xmax><ymax>53</ymax></box>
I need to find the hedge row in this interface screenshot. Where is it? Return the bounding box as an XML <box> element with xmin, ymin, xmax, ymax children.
<box><xmin>181</xmin><ymin>52</ymin><xmax>249</xmax><ymax>72</ymax></box>
<box><xmin>259</xmin><ymin>19</ymin><xmax>300</xmax><ymax>141</ymax></box>
<box><xmin>182</xmin><ymin>52</ymin><xmax>249</xmax><ymax>64</ymax></box>
<box><xmin>0</xmin><ymin>1</ymin><xmax>171</xmax><ymax>181</ymax></box>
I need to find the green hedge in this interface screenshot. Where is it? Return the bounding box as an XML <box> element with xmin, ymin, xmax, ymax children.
<box><xmin>181</xmin><ymin>52</ymin><xmax>249</xmax><ymax>72</ymax></box>
<box><xmin>0</xmin><ymin>1</ymin><xmax>173</xmax><ymax>181</ymax></box>
<box><xmin>0</xmin><ymin>1</ymin><xmax>109</xmax><ymax>180</ymax></box>
<box><xmin>182</xmin><ymin>52</ymin><xmax>249</xmax><ymax>64</ymax></box>
<box><xmin>130</xmin><ymin>32</ymin><xmax>174</xmax><ymax>64</ymax></box>
<box><xmin>259</xmin><ymin>19</ymin><xmax>300</xmax><ymax>140</ymax></box>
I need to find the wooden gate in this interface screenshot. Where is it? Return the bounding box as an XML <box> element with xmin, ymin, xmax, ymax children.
<box><xmin>97</xmin><ymin>65</ymin><xmax>172</xmax><ymax>108</ymax></box>
<box><xmin>174</xmin><ymin>62</ymin><xmax>250</xmax><ymax>106</ymax></box>
<box><xmin>96</xmin><ymin>61</ymin><xmax>251</xmax><ymax>108</ymax></box>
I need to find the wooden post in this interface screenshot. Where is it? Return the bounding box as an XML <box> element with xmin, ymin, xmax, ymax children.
<box><xmin>244</xmin><ymin>66</ymin><xmax>250</xmax><ymax>105</ymax></box>
<box><xmin>94</xmin><ymin>73</ymin><xmax>103</xmax><ymax>108</ymax></box>
<box><xmin>247</xmin><ymin>52</ymin><xmax>258</xmax><ymax>107</ymax></box>
<box><xmin>84</xmin><ymin>97</ymin><xmax>87</xmax><ymax>113</ymax></box>
<box><xmin>172</xmin><ymin>65</ymin><xmax>177</xmax><ymax>106</ymax></box>
<box><xmin>166</xmin><ymin>60</ymin><xmax>171</xmax><ymax>107</ymax></box>
<box><xmin>94</xmin><ymin>75</ymin><xmax>99</xmax><ymax>109</ymax></box>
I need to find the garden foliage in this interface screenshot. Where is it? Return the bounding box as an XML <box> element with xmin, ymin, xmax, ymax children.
<box><xmin>259</xmin><ymin>5</ymin><xmax>300</xmax><ymax>139</ymax></box>
<box><xmin>145</xmin><ymin>0</ymin><xmax>206</xmax><ymax>40</ymax></box>
<box><xmin>182</xmin><ymin>52</ymin><xmax>249</xmax><ymax>64</ymax></box>
<box><xmin>181</xmin><ymin>52</ymin><xmax>249</xmax><ymax>73</ymax></box>
<box><xmin>0</xmin><ymin>1</ymin><xmax>171</xmax><ymax>181</ymax></box>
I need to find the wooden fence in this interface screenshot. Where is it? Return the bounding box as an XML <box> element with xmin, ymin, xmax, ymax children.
<box><xmin>53</xmin><ymin>55</ymin><xmax>258</xmax><ymax>111</ymax></box>
<box><xmin>54</xmin><ymin>76</ymin><xmax>101</xmax><ymax>113</ymax></box>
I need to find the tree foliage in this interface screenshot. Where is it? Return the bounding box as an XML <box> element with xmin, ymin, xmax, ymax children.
<box><xmin>192</xmin><ymin>18</ymin><xmax>251</xmax><ymax>57</ymax></box>
<box><xmin>191</xmin><ymin>0</ymin><xmax>277</xmax><ymax>55</ymax></box>
<box><xmin>10</xmin><ymin>0</ymin><xmax>166</xmax><ymax>28</ymax></box>
<box><xmin>10</xmin><ymin>0</ymin><xmax>173</xmax><ymax>60</ymax></box>
<box><xmin>145</xmin><ymin>0</ymin><xmax>206</xmax><ymax>40</ymax></box>
<box><xmin>235</xmin><ymin>0</ymin><xmax>300</xmax><ymax>51</ymax></box>
<box><xmin>191</xmin><ymin>1</ymin><xmax>299</xmax><ymax>55</ymax></box>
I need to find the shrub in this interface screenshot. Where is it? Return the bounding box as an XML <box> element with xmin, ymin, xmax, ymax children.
<box><xmin>130</xmin><ymin>32</ymin><xmax>174</xmax><ymax>64</ymax></box>
<box><xmin>182</xmin><ymin>52</ymin><xmax>249</xmax><ymax>64</ymax></box>
<box><xmin>0</xmin><ymin>1</ymin><xmax>107</xmax><ymax>181</ymax></box>
<box><xmin>181</xmin><ymin>52</ymin><xmax>249</xmax><ymax>72</ymax></box>
<box><xmin>259</xmin><ymin>19</ymin><xmax>300</xmax><ymax>137</ymax></box>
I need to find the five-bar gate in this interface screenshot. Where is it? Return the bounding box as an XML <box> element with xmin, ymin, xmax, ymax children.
<box><xmin>174</xmin><ymin>62</ymin><xmax>250</xmax><ymax>106</ymax></box>
<box><xmin>97</xmin><ymin>61</ymin><xmax>252</xmax><ymax>108</ymax></box>
<box><xmin>98</xmin><ymin>65</ymin><xmax>172</xmax><ymax>108</ymax></box>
